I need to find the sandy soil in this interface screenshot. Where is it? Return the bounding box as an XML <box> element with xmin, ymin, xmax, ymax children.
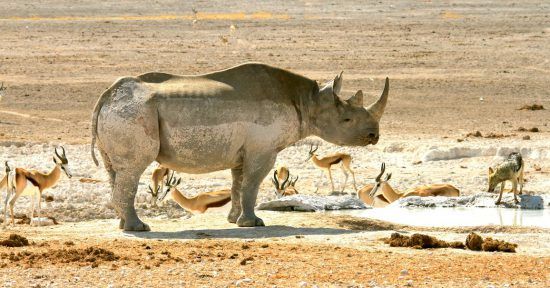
<box><xmin>0</xmin><ymin>0</ymin><xmax>549</xmax><ymax>286</ymax></box>
<box><xmin>1</xmin><ymin>212</ymin><xmax>549</xmax><ymax>287</ymax></box>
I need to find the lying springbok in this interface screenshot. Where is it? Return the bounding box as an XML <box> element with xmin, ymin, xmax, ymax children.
<box><xmin>148</xmin><ymin>164</ymin><xmax>170</xmax><ymax>205</ymax></box>
<box><xmin>358</xmin><ymin>163</ymin><xmax>460</xmax><ymax>207</ymax></box>
<box><xmin>271</xmin><ymin>170</ymin><xmax>299</xmax><ymax>198</ymax></box>
<box><xmin>284</xmin><ymin>176</ymin><xmax>299</xmax><ymax>196</ymax></box>
<box><xmin>0</xmin><ymin>147</ymin><xmax>72</xmax><ymax>225</ymax></box>
<box><xmin>306</xmin><ymin>145</ymin><xmax>357</xmax><ymax>192</ymax></box>
<box><xmin>157</xmin><ymin>171</ymin><xmax>231</xmax><ymax>214</ymax></box>
<box><xmin>402</xmin><ymin>184</ymin><xmax>460</xmax><ymax>198</ymax></box>
<box><xmin>361</xmin><ymin>163</ymin><xmax>400</xmax><ymax>207</ymax></box>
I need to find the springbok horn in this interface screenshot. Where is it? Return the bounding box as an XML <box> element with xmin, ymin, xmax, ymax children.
<box><xmin>375</xmin><ymin>163</ymin><xmax>385</xmax><ymax>182</ymax></box>
<box><xmin>365</xmin><ymin>77</ymin><xmax>389</xmax><ymax>121</ymax></box>
<box><xmin>280</xmin><ymin>172</ymin><xmax>290</xmax><ymax>189</ymax></box>
<box><xmin>166</xmin><ymin>171</ymin><xmax>175</xmax><ymax>186</ymax></box>
<box><xmin>293</xmin><ymin>175</ymin><xmax>299</xmax><ymax>185</ymax></box>
<box><xmin>272</xmin><ymin>170</ymin><xmax>279</xmax><ymax>189</ymax></box>
<box><xmin>60</xmin><ymin>146</ymin><xmax>67</xmax><ymax>157</ymax></box>
<box><xmin>54</xmin><ymin>147</ymin><xmax>62</xmax><ymax>160</ymax></box>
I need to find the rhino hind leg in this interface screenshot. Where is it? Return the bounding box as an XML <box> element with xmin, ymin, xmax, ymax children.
<box><xmin>227</xmin><ymin>167</ymin><xmax>243</xmax><ymax>223</ymax></box>
<box><xmin>236</xmin><ymin>152</ymin><xmax>277</xmax><ymax>227</ymax></box>
<box><xmin>97</xmin><ymin>100</ymin><xmax>160</xmax><ymax>231</ymax></box>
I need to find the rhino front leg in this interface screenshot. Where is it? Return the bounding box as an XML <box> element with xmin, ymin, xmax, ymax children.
<box><xmin>228</xmin><ymin>167</ymin><xmax>243</xmax><ymax>223</ymax></box>
<box><xmin>237</xmin><ymin>152</ymin><xmax>277</xmax><ymax>227</ymax></box>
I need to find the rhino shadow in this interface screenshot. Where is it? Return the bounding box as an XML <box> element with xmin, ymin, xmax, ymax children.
<box><xmin>124</xmin><ymin>225</ymin><xmax>357</xmax><ymax>240</ymax></box>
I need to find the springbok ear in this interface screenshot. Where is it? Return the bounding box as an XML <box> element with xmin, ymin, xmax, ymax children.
<box><xmin>385</xmin><ymin>173</ymin><xmax>392</xmax><ymax>181</ymax></box>
<box><xmin>53</xmin><ymin>157</ymin><xmax>58</xmax><ymax>164</ymax></box>
<box><xmin>332</xmin><ymin>71</ymin><xmax>343</xmax><ymax>95</ymax></box>
<box><xmin>176</xmin><ymin>178</ymin><xmax>182</xmax><ymax>186</ymax></box>
<box><xmin>347</xmin><ymin>90</ymin><xmax>364</xmax><ymax>107</ymax></box>
<box><xmin>488</xmin><ymin>167</ymin><xmax>494</xmax><ymax>175</ymax></box>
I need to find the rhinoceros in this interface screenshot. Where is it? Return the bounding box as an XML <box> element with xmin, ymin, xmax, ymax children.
<box><xmin>91</xmin><ymin>63</ymin><xmax>389</xmax><ymax>231</ymax></box>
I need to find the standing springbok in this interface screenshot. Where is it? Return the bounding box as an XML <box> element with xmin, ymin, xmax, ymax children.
<box><xmin>148</xmin><ymin>164</ymin><xmax>170</xmax><ymax>205</ymax></box>
<box><xmin>157</xmin><ymin>171</ymin><xmax>231</xmax><ymax>214</ymax></box>
<box><xmin>0</xmin><ymin>147</ymin><xmax>72</xmax><ymax>225</ymax></box>
<box><xmin>306</xmin><ymin>145</ymin><xmax>357</xmax><ymax>192</ymax></box>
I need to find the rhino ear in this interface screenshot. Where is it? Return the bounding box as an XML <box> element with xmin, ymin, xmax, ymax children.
<box><xmin>347</xmin><ymin>90</ymin><xmax>363</xmax><ymax>107</ymax></box>
<box><xmin>332</xmin><ymin>71</ymin><xmax>343</xmax><ymax>95</ymax></box>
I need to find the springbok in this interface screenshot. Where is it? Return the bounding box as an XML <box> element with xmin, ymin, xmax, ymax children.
<box><xmin>271</xmin><ymin>170</ymin><xmax>299</xmax><ymax>198</ymax></box>
<box><xmin>0</xmin><ymin>147</ymin><xmax>72</xmax><ymax>225</ymax></box>
<box><xmin>148</xmin><ymin>164</ymin><xmax>170</xmax><ymax>205</ymax></box>
<box><xmin>361</xmin><ymin>163</ymin><xmax>401</xmax><ymax>207</ymax></box>
<box><xmin>157</xmin><ymin>171</ymin><xmax>231</xmax><ymax>214</ymax></box>
<box><xmin>358</xmin><ymin>163</ymin><xmax>460</xmax><ymax>207</ymax></box>
<box><xmin>402</xmin><ymin>184</ymin><xmax>460</xmax><ymax>198</ymax></box>
<box><xmin>283</xmin><ymin>176</ymin><xmax>299</xmax><ymax>196</ymax></box>
<box><xmin>0</xmin><ymin>82</ymin><xmax>5</xmax><ymax>102</ymax></box>
<box><xmin>306</xmin><ymin>145</ymin><xmax>357</xmax><ymax>192</ymax></box>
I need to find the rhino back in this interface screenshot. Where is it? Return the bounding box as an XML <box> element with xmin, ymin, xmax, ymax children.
<box><xmin>146</xmin><ymin>63</ymin><xmax>315</xmax><ymax>172</ymax></box>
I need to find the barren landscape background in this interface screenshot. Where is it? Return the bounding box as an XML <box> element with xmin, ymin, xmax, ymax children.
<box><xmin>0</xmin><ymin>1</ymin><xmax>549</xmax><ymax>287</ymax></box>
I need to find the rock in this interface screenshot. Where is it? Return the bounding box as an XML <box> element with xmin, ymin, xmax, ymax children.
<box><xmin>235</xmin><ymin>278</ymin><xmax>253</xmax><ymax>286</ymax></box>
<box><xmin>519</xmin><ymin>195</ymin><xmax>544</xmax><ymax>209</ymax></box>
<box><xmin>400</xmin><ymin>269</ymin><xmax>408</xmax><ymax>276</ymax></box>
<box><xmin>522</xmin><ymin>135</ymin><xmax>531</xmax><ymax>140</ymax></box>
<box><xmin>256</xmin><ymin>194</ymin><xmax>368</xmax><ymax>212</ymax></box>
<box><xmin>391</xmin><ymin>192</ymin><xmax>544</xmax><ymax>209</ymax></box>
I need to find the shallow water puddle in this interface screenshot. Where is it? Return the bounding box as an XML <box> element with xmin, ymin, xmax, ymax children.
<box><xmin>329</xmin><ymin>207</ymin><xmax>550</xmax><ymax>228</ymax></box>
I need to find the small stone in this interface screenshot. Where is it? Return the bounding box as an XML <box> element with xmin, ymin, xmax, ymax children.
<box><xmin>406</xmin><ymin>280</ymin><xmax>413</xmax><ymax>286</ymax></box>
<box><xmin>298</xmin><ymin>281</ymin><xmax>308</xmax><ymax>288</ymax></box>
<box><xmin>235</xmin><ymin>278</ymin><xmax>253</xmax><ymax>286</ymax></box>
<box><xmin>400</xmin><ymin>269</ymin><xmax>408</xmax><ymax>276</ymax></box>
<box><xmin>522</xmin><ymin>135</ymin><xmax>530</xmax><ymax>140</ymax></box>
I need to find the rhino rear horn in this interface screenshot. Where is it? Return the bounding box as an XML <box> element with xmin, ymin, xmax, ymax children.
<box><xmin>366</xmin><ymin>77</ymin><xmax>389</xmax><ymax>121</ymax></box>
<box><xmin>347</xmin><ymin>90</ymin><xmax>363</xmax><ymax>107</ymax></box>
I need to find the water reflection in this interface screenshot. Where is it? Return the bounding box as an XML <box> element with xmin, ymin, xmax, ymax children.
<box><xmin>328</xmin><ymin>207</ymin><xmax>549</xmax><ymax>228</ymax></box>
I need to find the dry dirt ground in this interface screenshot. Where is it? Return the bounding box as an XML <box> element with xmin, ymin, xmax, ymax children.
<box><xmin>0</xmin><ymin>0</ymin><xmax>549</xmax><ymax>287</ymax></box>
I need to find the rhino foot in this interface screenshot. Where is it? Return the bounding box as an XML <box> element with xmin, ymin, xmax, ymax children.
<box><xmin>227</xmin><ymin>207</ymin><xmax>241</xmax><ymax>224</ymax></box>
<box><xmin>123</xmin><ymin>218</ymin><xmax>150</xmax><ymax>232</ymax></box>
<box><xmin>237</xmin><ymin>214</ymin><xmax>265</xmax><ymax>227</ymax></box>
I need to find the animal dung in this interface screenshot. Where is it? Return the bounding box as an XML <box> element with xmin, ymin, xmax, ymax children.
<box><xmin>465</xmin><ymin>232</ymin><xmax>483</xmax><ymax>250</ymax></box>
<box><xmin>518</xmin><ymin>127</ymin><xmax>539</xmax><ymax>132</ymax></box>
<box><xmin>386</xmin><ymin>232</ymin><xmax>517</xmax><ymax>253</ymax></box>
<box><xmin>0</xmin><ymin>234</ymin><xmax>29</xmax><ymax>247</ymax></box>
<box><xmin>518</xmin><ymin>104</ymin><xmax>544</xmax><ymax>111</ymax></box>
<box><xmin>384</xmin><ymin>233</ymin><xmax>464</xmax><ymax>249</ymax></box>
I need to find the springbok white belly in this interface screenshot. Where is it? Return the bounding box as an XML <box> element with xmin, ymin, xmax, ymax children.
<box><xmin>20</xmin><ymin>181</ymin><xmax>40</xmax><ymax>196</ymax></box>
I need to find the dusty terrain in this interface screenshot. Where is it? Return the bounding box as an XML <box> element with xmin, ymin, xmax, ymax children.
<box><xmin>0</xmin><ymin>0</ymin><xmax>549</xmax><ymax>287</ymax></box>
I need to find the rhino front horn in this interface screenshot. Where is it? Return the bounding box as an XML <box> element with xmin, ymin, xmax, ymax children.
<box><xmin>366</xmin><ymin>77</ymin><xmax>389</xmax><ymax>121</ymax></box>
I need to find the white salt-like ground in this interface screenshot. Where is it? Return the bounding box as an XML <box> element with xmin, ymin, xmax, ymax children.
<box><xmin>0</xmin><ymin>136</ymin><xmax>549</xmax><ymax>222</ymax></box>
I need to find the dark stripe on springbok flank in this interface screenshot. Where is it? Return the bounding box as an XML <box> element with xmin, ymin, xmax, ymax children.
<box><xmin>205</xmin><ymin>196</ymin><xmax>232</xmax><ymax>209</ymax></box>
<box><xmin>25</xmin><ymin>175</ymin><xmax>40</xmax><ymax>187</ymax></box>
<box><xmin>329</xmin><ymin>158</ymin><xmax>342</xmax><ymax>165</ymax></box>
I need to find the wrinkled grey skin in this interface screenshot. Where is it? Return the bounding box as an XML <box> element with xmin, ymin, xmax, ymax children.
<box><xmin>91</xmin><ymin>63</ymin><xmax>389</xmax><ymax>231</ymax></box>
